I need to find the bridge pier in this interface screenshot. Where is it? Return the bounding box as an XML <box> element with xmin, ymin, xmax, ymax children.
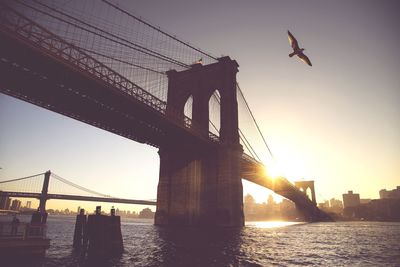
<box><xmin>155</xmin><ymin>144</ymin><xmax>244</xmax><ymax>227</ymax></box>
<box><xmin>155</xmin><ymin>56</ymin><xmax>244</xmax><ymax>227</ymax></box>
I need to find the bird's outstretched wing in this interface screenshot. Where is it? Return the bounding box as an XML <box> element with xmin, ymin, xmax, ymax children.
<box><xmin>288</xmin><ymin>30</ymin><xmax>299</xmax><ymax>49</ymax></box>
<box><xmin>297</xmin><ymin>52</ymin><xmax>312</xmax><ymax>66</ymax></box>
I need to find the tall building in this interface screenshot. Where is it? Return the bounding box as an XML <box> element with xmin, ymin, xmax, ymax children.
<box><xmin>342</xmin><ymin>191</ymin><xmax>360</xmax><ymax>208</ymax></box>
<box><xmin>0</xmin><ymin>194</ymin><xmax>11</xmax><ymax>210</ymax></box>
<box><xmin>379</xmin><ymin>186</ymin><xmax>400</xmax><ymax>199</ymax></box>
<box><xmin>10</xmin><ymin>199</ymin><xmax>22</xmax><ymax>211</ymax></box>
<box><xmin>329</xmin><ymin>198</ymin><xmax>344</xmax><ymax>214</ymax></box>
<box><xmin>330</xmin><ymin>198</ymin><xmax>343</xmax><ymax>209</ymax></box>
<box><xmin>244</xmin><ymin>194</ymin><xmax>256</xmax><ymax>215</ymax></box>
<box><xmin>5</xmin><ymin>198</ymin><xmax>11</xmax><ymax>210</ymax></box>
<box><xmin>318</xmin><ymin>200</ymin><xmax>330</xmax><ymax>209</ymax></box>
<box><xmin>267</xmin><ymin>194</ymin><xmax>275</xmax><ymax>206</ymax></box>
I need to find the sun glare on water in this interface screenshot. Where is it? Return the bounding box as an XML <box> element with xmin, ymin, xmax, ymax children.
<box><xmin>246</xmin><ymin>221</ymin><xmax>303</xmax><ymax>228</ymax></box>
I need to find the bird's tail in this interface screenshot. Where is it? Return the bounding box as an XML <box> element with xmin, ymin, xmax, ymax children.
<box><xmin>289</xmin><ymin>52</ymin><xmax>296</xmax><ymax>57</ymax></box>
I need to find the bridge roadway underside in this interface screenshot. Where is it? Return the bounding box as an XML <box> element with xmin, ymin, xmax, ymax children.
<box><xmin>0</xmin><ymin>30</ymin><xmax>212</xmax><ymax>150</ymax></box>
<box><xmin>0</xmin><ymin>191</ymin><xmax>156</xmax><ymax>206</ymax></box>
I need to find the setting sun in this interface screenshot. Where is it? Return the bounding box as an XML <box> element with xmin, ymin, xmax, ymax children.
<box><xmin>262</xmin><ymin>162</ymin><xmax>280</xmax><ymax>180</ymax></box>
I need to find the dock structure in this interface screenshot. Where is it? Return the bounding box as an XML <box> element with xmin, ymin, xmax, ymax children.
<box><xmin>74</xmin><ymin>206</ymin><xmax>124</xmax><ymax>258</ymax></box>
<box><xmin>0</xmin><ymin>213</ymin><xmax>50</xmax><ymax>259</ymax></box>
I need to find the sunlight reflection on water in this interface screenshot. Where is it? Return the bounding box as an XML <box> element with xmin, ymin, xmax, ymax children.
<box><xmin>246</xmin><ymin>220</ymin><xmax>304</xmax><ymax>228</ymax></box>
<box><xmin>1</xmin><ymin>216</ymin><xmax>399</xmax><ymax>266</ymax></box>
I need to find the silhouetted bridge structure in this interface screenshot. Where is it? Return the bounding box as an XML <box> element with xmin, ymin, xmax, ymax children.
<box><xmin>0</xmin><ymin>171</ymin><xmax>157</xmax><ymax>209</ymax></box>
<box><xmin>1</xmin><ymin>193</ymin><xmax>156</xmax><ymax>206</ymax></box>
<box><xmin>0</xmin><ymin>1</ymin><xmax>331</xmax><ymax>225</ymax></box>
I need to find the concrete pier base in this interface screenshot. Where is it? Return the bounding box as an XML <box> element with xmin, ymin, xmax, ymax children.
<box><xmin>155</xmin><ymin>144</ymin><xmax>244</xmax><ymax>227</ymax></box>
<box><xmin>155</xmin><ymin>56</ymin><xmax>244</xmax><ymax>227</ymax></box>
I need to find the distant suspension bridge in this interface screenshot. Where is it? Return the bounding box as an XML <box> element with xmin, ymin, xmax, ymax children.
<box><xmin>0</xmin><ymin>171</ymin><xmax>156</xmax><ymax>212</ymax></box>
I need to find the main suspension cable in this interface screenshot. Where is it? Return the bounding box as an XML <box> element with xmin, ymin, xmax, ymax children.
<box><xmin>102</xmin><ymin>0</ymin><xmax>218</xmax><ymax>61</ymax></box>
<box><xmin>237</xmin><ymin>83</ymin><xmax>275</xmax><ymax>160</ymax></box>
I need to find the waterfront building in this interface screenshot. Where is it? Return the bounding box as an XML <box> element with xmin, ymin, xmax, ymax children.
<box><xmin>360</xmin><ymin>199</ymin><xmax>371</xmax><ymax>204</ymax></box>
<box><xmin>350</xmin><ymin>198</ymin><xmax>400</xmax><ymax>221</ymax></box>
<box><xmin>318</xmin><ymin>200</ymin><xmax>330</xmax><ymax>209</ymax></box>
<box><xmin>342</xmin><ymin>191</ymin><xmax>360</xmax><ymax>208</ymax></box>
<box><xmin>0</xmin><ymin>194</ymin><xmax>11</xmax><ymax>210</ymax></box>
<box><xmin>330</xmin><ymin>198</ymin><xmax>343</xmax><ymax>209</ymax></box>
<box><xmin>379</xmin><ymin>186</ymin><xmax>400</xmax><ymax>199</ymax></box>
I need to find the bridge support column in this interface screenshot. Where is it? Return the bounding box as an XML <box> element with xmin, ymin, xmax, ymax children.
<box><xmin>215</xmin><ymin>144</ymin><xmax>244</xmax><ymax>226</ymax></box>
<box><xmin>155</xmin><ymin>56</ymin><xmax>244</xmax><ymax>227</ymax></box>
<box><xmin>155</xmin><ymin>144</ymin><xmax>244</xmax><ymax>227</ymax></box>
<box><xmin>155</xmin><ymin>146</ymin><xmax>213</xmax><ymax>226</ymax></box>
<box><xmin>38</xmin><ymin>170</ymin><xmax>50</xmax><ymax>214</ymax></box>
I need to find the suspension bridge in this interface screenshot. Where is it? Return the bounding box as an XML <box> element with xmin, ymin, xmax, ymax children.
<box><xmin>0</xmin><ymin>171</ymin><xmax>156</xmax><ymax>207</ymax></box>
<box><xmin>0</xmin><ymin>0</ymin><xmax>331</xmax><ymax>225</ymax></box>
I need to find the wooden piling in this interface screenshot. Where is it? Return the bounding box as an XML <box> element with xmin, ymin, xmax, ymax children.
<box><xmin>73</xmin><ymin>209</ymin><xmax>87</xmax><ymax>249</ymax></box>
<box><xmin>83</xmin><ymin>207</ymin><xmax>123</xmax><ymax>258</ymax></box>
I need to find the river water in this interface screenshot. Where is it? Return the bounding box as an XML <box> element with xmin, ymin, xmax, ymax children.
<box><xmin>2</xmin><ymin>215</ymin><xmax>400</xmax><ymax>266</ymax></box>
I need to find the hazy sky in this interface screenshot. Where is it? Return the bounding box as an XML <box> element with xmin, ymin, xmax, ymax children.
<box><xmin>1</xmin><ymin>0</ymin><xmax>399</xmax><ymax>210</ymax></box>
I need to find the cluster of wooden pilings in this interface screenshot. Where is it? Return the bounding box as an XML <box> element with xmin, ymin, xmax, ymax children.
<box><xmin>73</xmin><ymin>206</ymin><xmax>123</xmax><ymax>258</ymax></box>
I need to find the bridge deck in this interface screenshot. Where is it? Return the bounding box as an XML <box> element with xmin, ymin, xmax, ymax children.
<box><xmin>0</xmin><ymin>191</ymin><xmax>156</xmax><ymax>206</ymax></box>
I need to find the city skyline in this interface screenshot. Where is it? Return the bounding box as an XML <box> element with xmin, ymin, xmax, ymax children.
<box><xmin>1</xmin><ymin>183</ymin><xmax>398</xmax><ymax>214</ymax></box>
<box><xmin>1</xmin><ymin>0</ymin><xmax>399</xmax><ymax>205</ymax></box>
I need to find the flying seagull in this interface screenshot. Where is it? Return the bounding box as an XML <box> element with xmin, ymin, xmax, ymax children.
<box><xmin>194</xmin><ymin>58</ymin><xmax>203</xmax><ymax>65</ymax></box>
<box><xmin>287</xmin><ymin>30</ymin><xmax>312</xmax><ymax>66</ymax></box>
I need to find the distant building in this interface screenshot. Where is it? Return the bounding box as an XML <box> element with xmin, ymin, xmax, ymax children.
<box><xmin>379</xmin><ymin>186</ymin><xmax>400</xmax><ymax>199</ymax></box>
<box><xmin>360</xmin><ymin>199</ymin><xmax>371</xmax><ymax>204</ymax></box>
<box><xmin>279</xmin><ymin>199</ymin><xmax>295</xmax><ymax>211</ymax></box>
<box><xmin>329</xmin><ymin>198</ymin><xmax>344</xmax><ymax>214</ymax></box>
<box><xmin>10</xmin><ymin>199</ymin><xmax>21</xmax><ymax>211</ymax></box>
<box><xmin>342</xmin><ymin>191</ymin><xmax>360</xmax><ymax>208</ymax></box>
<box><xmin>0</xmin><ymin>194</ymin><xmax>11</xmax><ymax>210</ymax></box>
<box><xmin>330</xmin><ymin>198</ymin><xmax>343</xmax><ymax>210</ymax></box>
<box><xmin>139</xmin><ymin>208</ymin><xmax>155</xmax><ymax>219</ymax></box>
<box><xmin>318</xmin><ymin>200</ymin><xmax>330</xmax><ymax>209</ymax></box>
<box><xmin>267</xmin><ymin>194</ymin><xmax>275</xmax><ymax>206</ymax></box>
<box><xmin>244</xmin><ymin>194</ymin><xmax>256</xmax><ymax>216</ymax></box>
<box><xmin>6</xmin><ymin>198</ymin><xmax>11</xmax><ymax>210</ymax></box>
<box><xmin>26</xmin><ymin>201</ymin><xmax>32</xmax><ymax>209</ymax></box>
<box><xmin>349</xmin><ymin>198</ymin><xmax>400</xmax><ymax>221</ymax></box>
<box><xmin>279</xmin><ymin>199</ymin><xmax>299</xmax><ymax>220</ymax></box>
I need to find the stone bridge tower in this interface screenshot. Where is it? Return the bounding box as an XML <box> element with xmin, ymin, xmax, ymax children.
<box><xmin>155</xmin><ymin>56</ymin><xmax>244</xmax><ymax>227</ymax></box>
<box><xmin>295</xmin><ymin>180</ymin><xmax>317</xmax><ymax>205</ymax></box>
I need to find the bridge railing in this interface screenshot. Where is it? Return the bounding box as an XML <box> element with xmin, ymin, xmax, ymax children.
<box><xmin>0</xmin><ymin>3</ymin><xmax>220</xmax><ymax>145</ymax></box>
<box><xmin>0</xmin><ymin>3</ymin><xmax>166</xmax><ymax>113</ymax></box>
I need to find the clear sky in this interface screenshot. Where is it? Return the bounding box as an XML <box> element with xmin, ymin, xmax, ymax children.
<box><xmin>1</xmin><ymin>0</ymin><xmax>399</xmax><ymax>210</ymax></box>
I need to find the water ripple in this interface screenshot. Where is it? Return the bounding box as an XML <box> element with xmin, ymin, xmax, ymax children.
<box><xmin>1</xmin><ymin>216</ymin><xmax>399</xmax><ymax>266</ymax></box>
